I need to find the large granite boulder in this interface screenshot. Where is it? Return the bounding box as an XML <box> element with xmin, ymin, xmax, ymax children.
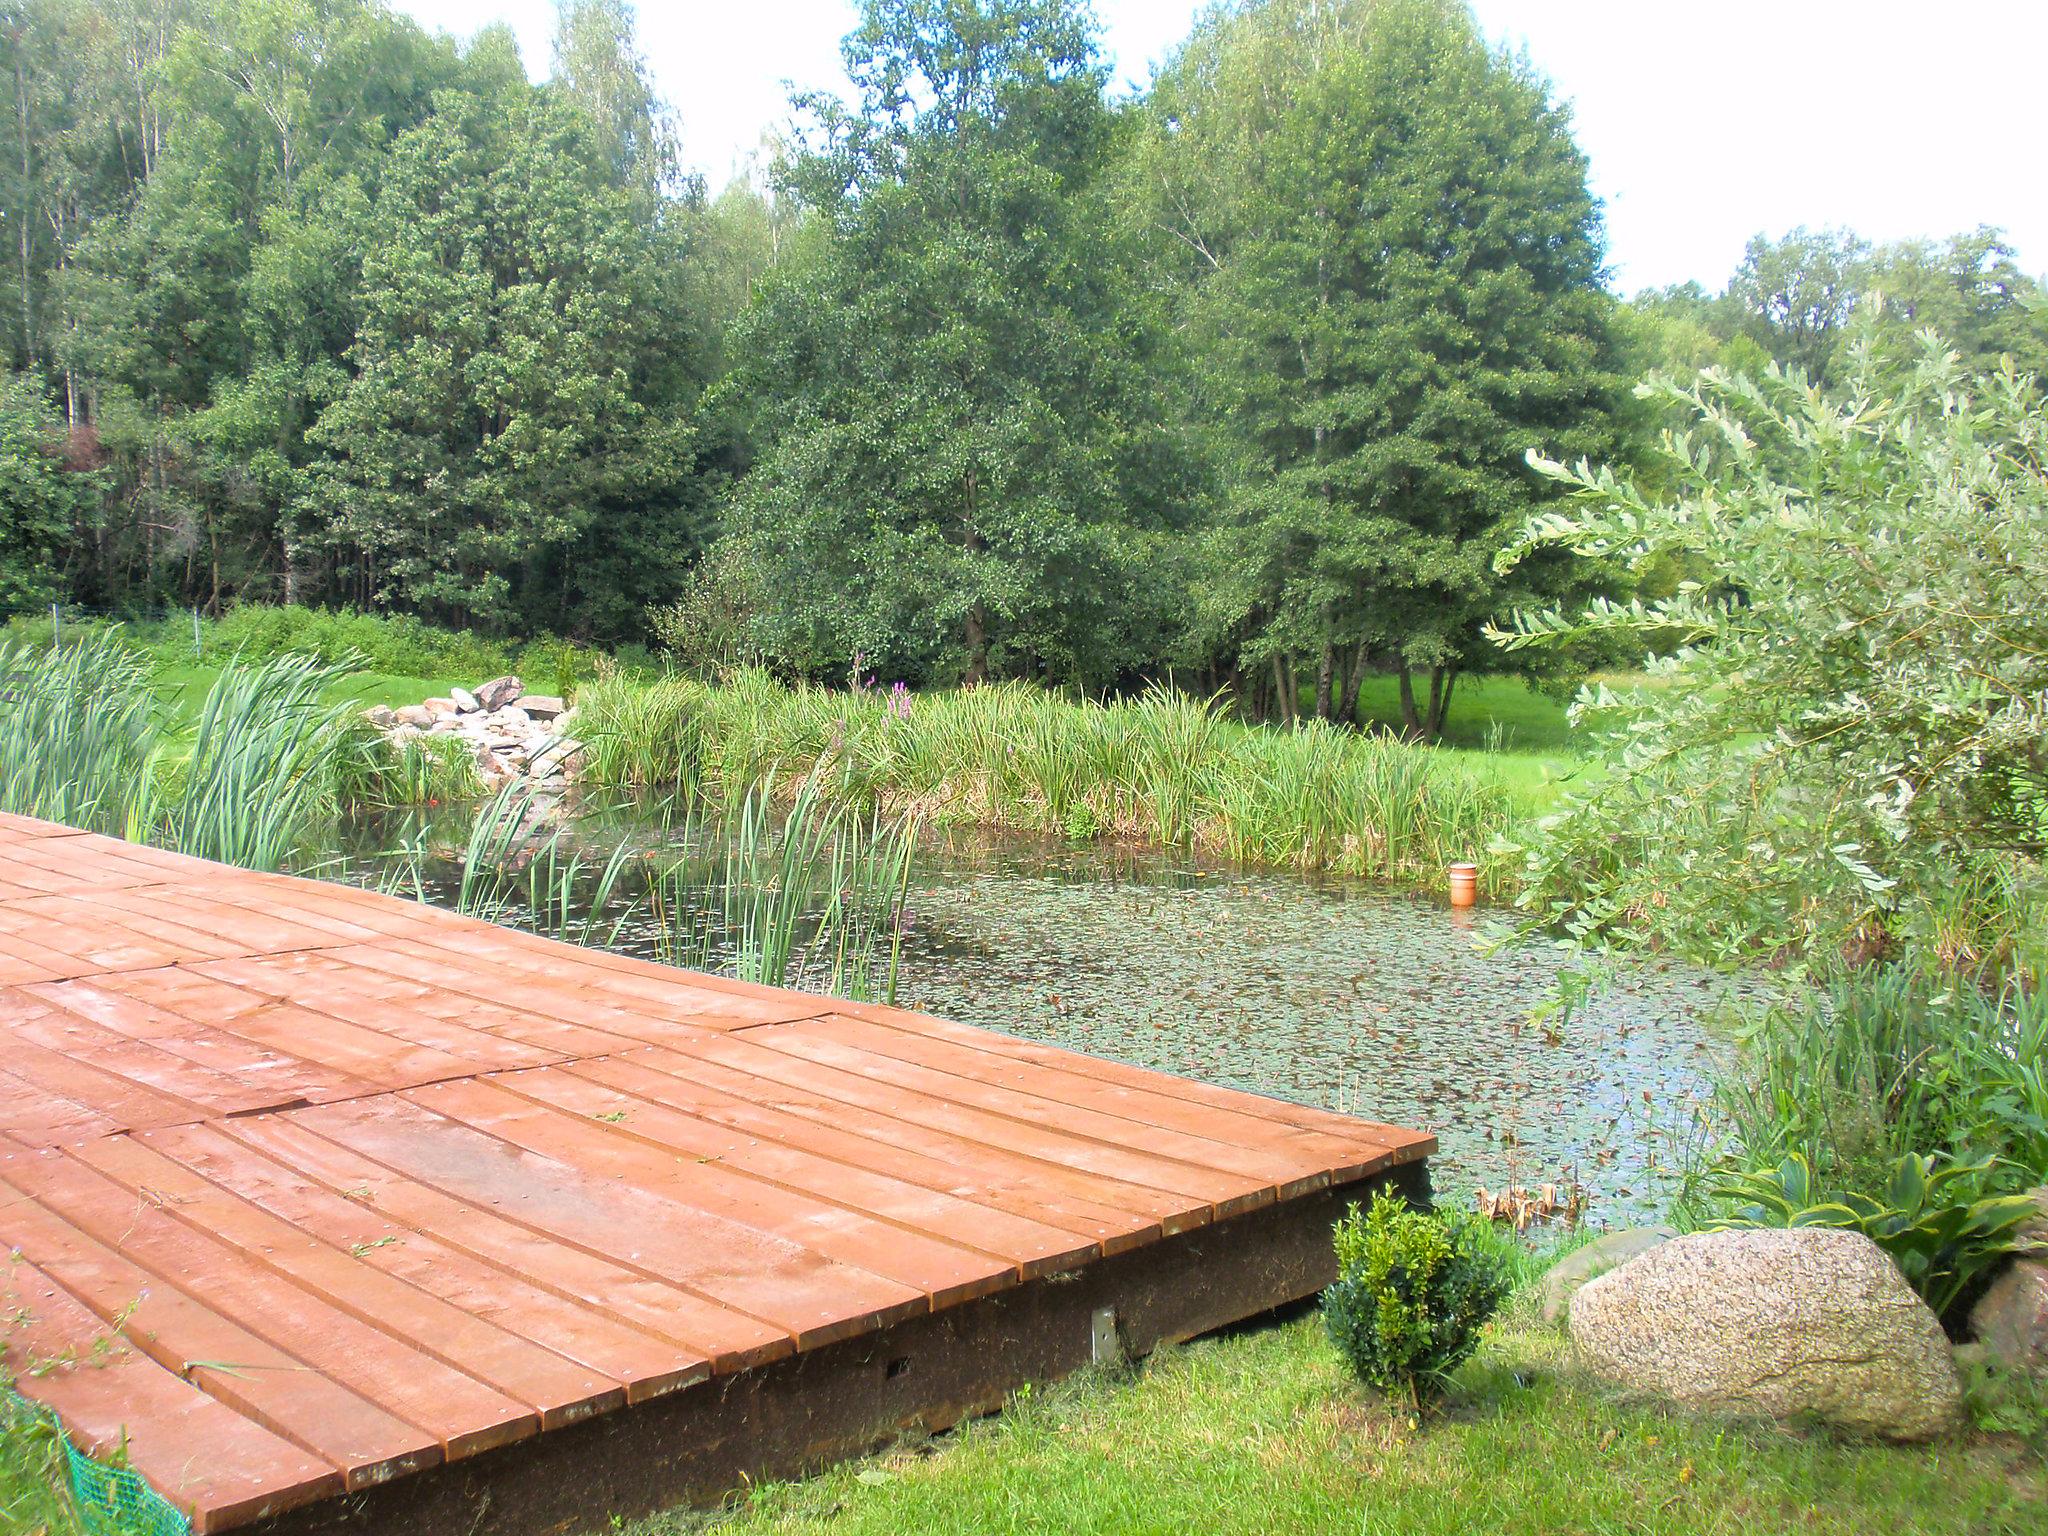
<box><xmin>1569</xmin><ymin>1228</ymin><xmax>1963</xmax><ymax>1441</ymax></box>
<box><xmin>1540</xmin><ymin>1227</ymin><xmax>1676</xmax><ymax>1326</ymax></box>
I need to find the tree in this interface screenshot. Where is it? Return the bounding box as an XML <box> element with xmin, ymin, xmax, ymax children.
<box><xmin>719</xmin><ymin>0</ymin><xmax>1196</xmax><ymax>688</ymax></box>
<box><xmin>1725</xmin><ymin>226</ymin><xmax>1870</xmax><ymax>382</ymax></box>
<box><xmin>304</xmin><ymin>69</ymin><xmax>707</xmax><ymax>632</ymax></box>
<box><xmin>0</xmin><ymin>370</ymin><xmax>85</xmax><ymax>611</ymax></box>
<box><xmin>1494</xmin><ymin>338</ymin><xmax>2048</xmax><ymax>970</ymax></box>
<box><xmin>1131</xmin><ymin>0</ymin><xmax>1621</xmax><ymax>734</ymax></box>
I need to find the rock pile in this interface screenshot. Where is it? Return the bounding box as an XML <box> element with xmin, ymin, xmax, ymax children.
<box><xmin>364</xmin><ymin>674</ymin><xmax>583</xmax><ymax>792</ymax></box>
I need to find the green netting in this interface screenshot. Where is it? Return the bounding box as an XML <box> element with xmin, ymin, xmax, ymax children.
<box><xmin>3</xmin><ymin>1381</ymin><xmax>189</xmax><ymax>1536</ymax></box>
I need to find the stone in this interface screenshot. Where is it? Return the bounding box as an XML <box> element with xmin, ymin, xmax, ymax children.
<box><xmin>1970</xmin><ymin>1259</ymin><xmax>2048</xmax><ymax>1374</ymax></box>
<box><xmin>1540</xmin><ymin>1227</ymin><xmax>1676</xmax><ymax>1326</ymax></box>
<box><xmin>423</xmin><ymin>696</ymin><xmax>457</xmax><ymax>717</ymax></box>
<box><xmin>474</xmin><ymin>675</ymin><xmax>523</xmax><ymax>711</ymax></box>
<box><xmin>393</xmin><ymin>704</ymin><xmax>434</xmax><ymax>728</ymax></box>
<box><xmin>1968</xmin><ymin>1186</ymin><xmax>2048</xmax><ymax>1374</ymax></box>
<box><xmin>1569</xmin><ymin>1228</ymin><xmax>1964</xmax><ymax>1441</ymax></box>
<box><xmin>450</xmin><ymin>686</ymin><xmax>481</xmax><ymax>713</ymax></box>
<box><xmin>363</xmin><ymin>705</ymin><xmax>397</xmax><ymax>729</ymax></box>
<box><xmin>514</xmin><ymin>693</ymin><xmax>566</xmax><ymax>720</ymax></box>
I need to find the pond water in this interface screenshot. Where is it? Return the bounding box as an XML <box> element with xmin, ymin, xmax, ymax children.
<box><xmin>337</xmin><ymin>806</ymin><xmax>1772</xmax><ymax>1229</ymax></box>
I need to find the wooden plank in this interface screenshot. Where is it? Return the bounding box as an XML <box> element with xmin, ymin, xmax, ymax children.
<box><xmin>653</xmin><ymin>1032</ymin><xmax>1220</xmax><ymax>1231</ymax></box>
<box><xmin>1</xmin><ymin>892</ymin><xmax>254</xmax><ymax>962</ymax></box>
<box><xmin>212</xmin><ymin>950</ymin><xmax>644</xmax><ymax>1059</ymax></box>
<box><xmin>66</xmin><ymin>1134</ymin><xmax>630</xmax><ymax>1431</ymax></box>
<box><xmin>320</xmin><ymin>940</ymin><xmax>733</xmax><ymax>1048</ymax></box>
<box><xmin>18</xmin><ymin>977</ymin><xmax>372</xmax><ymax>1108</ymax></box>
<box><xmin>283</xmin><ymin>1094</ymin><xmax>926</xmax><ymax>1350</ymax></box>
<box><xmin>480</xmin><ymin>1064</ymin><xmax>1096</xmax><ymax>1278</ymax></box>
<box><xmin>3</xmin><ymin>1148</ymin><xmax>539</xmax><ymax>1461</ymax></box>
<box><xmin>141</xmin><ymin>1122</ymin><xmax>707</xmax><ymax>1404</ymax></box>
<box><xmin>546</xmin><ymin>1054</ymin><xmax>1114</xmax><ymax>1266</ymax></box>
<box><xmin>0</xmin><ymin>926</ymin><xmax>91</xmax><ymax>982</ymax></box>
<box><xmin>405</xmin><ymin>1076</ymin><xmax>1014</xmax><ymax>1310</ymax></box>
<box><xmin>794</xmin><ymin>1010</ymin><xmax>1408</xmax><ymax>1185</ymax></box>
<box><xmin>87</xmin><ymin>884</ymin><xmax>361</xmax><ymax>957</ymax></box>
<box><xmin>0</xmin><ymin>1024</ymin><xmax>210</xmax><ymax>1134</ymax></box>
<box><xmin>581</xmin><ymin>1047</ymin><xmax>1167</xmax><ymax>1252</ymax></box>
<box><xmin>0</xmin><ymin>901</ymin><xmax>203</xmax><ymax>972</ymax></box>
<box><xmin>194</xmin><ymin>953</ymin><xmax>570</xmax><ymax>1076</ymax></box>
<box><xmin>115</xmin><ymin>975</ymin><xmax>480</xmax><ymax>1092</ymax></box>
<box><xmin>333</xmin><ymin>935</ymin><xmax>818</xmax><ymax>1045</ymax></box>
<box><xmin>0</xmin><ymin>1063</ymin><xmax>122</xmax><ymax>1145</ymax></box>
<box><xmin>1</xmin><ymin>1256</ymin><xmax>343</xmax><ymax>1532</ymax></box>
<box><xmin>843</xmin><ymin>1001</ymin><xmax>1435</xmax><ymax>1162</ymax></box>
<box><xmin>0</xmin><ymin>1164</ymin><xmax>439</xmax><ymax>1490</ymax></box>
<box><xmin>727</xmin><ymin>1016</ymin><xmax>1338</xmax><ymax>1197</ymax></box>
<box><xmin>0</xmin><ymin>986</ymin><xmax>294</xmax><ymax>1118</ymax></box>
<box><xmin>214</xmin><ymin>1114</ymin><xmax>788</xmax><ymax>1373</ymax></box>
<box><xmin>707</xmin><ymin>1026</ymin><xmax>1273</xmax><ymax>1215</ymax></box>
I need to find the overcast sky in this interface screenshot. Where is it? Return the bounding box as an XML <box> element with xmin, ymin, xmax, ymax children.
<box><xmin>392</xmin><ymin>0</ymin><xmax>2046</xmax><ymax>294</ymax></box>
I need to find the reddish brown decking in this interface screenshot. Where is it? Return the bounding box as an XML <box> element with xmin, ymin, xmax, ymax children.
<box><xmin>0</xmin><ymin>810</ymin><xmax>1432</xmax><ymax>1534</ymax></box>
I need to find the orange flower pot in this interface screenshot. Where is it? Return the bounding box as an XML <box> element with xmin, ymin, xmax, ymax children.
<box><xmin>1447</xmin><ymin>862</ymin><xmax>1479</xmax><ymax>909</ymax></box>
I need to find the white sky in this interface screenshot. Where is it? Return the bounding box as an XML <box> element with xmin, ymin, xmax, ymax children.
<box><xmin>393</xmin><ymin>0</ymin><xmax>2047</xmax><ymax>293</ymax></box>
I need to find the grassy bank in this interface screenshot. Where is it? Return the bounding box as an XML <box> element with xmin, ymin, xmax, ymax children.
<box><xmin>4</xmin><ymin>604</ymin><xmax>1597</xmax><ymax>895</ymax></box>
<box><xmin>574</xmin><ymin>670</ymin><xmax>1554</xmax><ymax>895</ymax></box>
<box><xmin>10</xmin><ymin>1291</ymin><xmax>2037</xmax><ymax>1536</ymax></box>
<box><xmin>648</xmin><ymin>1309</ymin><xmax>2038</xmax><ymax>1536</ymax></box>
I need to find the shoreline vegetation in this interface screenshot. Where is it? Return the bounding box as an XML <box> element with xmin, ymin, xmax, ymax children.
<box><xmin>1</xmin><ymin>608</ymin><xmax>1558</xmax><ymax>899</ymax></box>
<box><xmin>573</xmin><ymin>670</ymin><xmax>1536</xmax><ymax>897</ymax></box>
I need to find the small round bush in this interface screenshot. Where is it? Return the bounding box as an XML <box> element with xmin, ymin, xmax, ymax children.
<box><xmin>1322</xmin><ymin>1190</ymin><xmax>1510</xmax><ymax>1402</ymax></box>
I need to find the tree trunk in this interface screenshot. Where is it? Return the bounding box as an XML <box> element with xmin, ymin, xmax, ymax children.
<box><xmin>1431</xmin><ymin>666</ymin><xmax>1459</xmax><ymax>740</ymax></box>
<box><xmin>1396</xmin><ymin>667</ymin><xmax>1422</xmax><ymax>739</ymax></box>
<box><xmin>1314</xmin><ymin>641</ymin><xmax>1334</xmax><ymax>722</ymax></box>
<box><xmin>14</xmin><ymin>45</ymin><xmax>33</xmax><ymax>366</ymax></box>
<box><xmin>963</xmin><ymin>602</ymin><xmax>987</xmax><ymax>685</ymax></box>
<box><xmin>1271</xmin><ymin>653</ymin><xmax>1299</xmax><ymax>724</ymax></box>
<box><xmin>1339</xmin><ymin>642</ymin><xmax>1368</xmax><ymax>727</ymax></box>
<box><xmin>962</xmin><ymin>472</ymin><xmax>986</xmax><ymax>683</ymax></box>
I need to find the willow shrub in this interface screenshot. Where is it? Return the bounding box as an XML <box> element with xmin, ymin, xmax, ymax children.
<box><xmin>574</xmin><ymin>671</ymin><xmax>1520</xmax><ymax>892</ymax></box>
<box><xmin>1494</xmin><ymin>337</ymin><xmax>2048</xmax><ymax>973</ymax></box>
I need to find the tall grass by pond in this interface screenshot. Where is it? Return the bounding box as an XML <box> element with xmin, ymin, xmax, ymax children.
<box><xmin>575</xmin><ymin>670</ymin><xmax>1521</xmax><ymax>894</ymax></box>
<box><xmin>0</xmin><ymin>633</ymin><xmax>391</xmax><ymax>869</ymax></box>
<box><xmin>380</xmin><ymin>777</ymin><xmax>917</xmax><ymax>1005</ymax></box>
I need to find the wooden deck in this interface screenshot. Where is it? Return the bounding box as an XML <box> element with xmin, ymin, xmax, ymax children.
<box><xmin>0</xmin><ymin>810</ymin><xmax>1432</xmax><ymax>1534</ymax></box>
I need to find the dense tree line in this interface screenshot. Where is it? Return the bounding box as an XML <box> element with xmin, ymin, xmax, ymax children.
<box><xmin>3</xmin><ymin>0</ymin><xmax>2043</xmax><ymax>732</ymax></box>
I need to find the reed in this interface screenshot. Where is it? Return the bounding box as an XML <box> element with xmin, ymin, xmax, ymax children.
<box><xmin>0</xmin><ymin>635</ymin><xmax>160</xmax><ymax>834</ymax></box>
<box><xmin>648</xmin><ymin>774</ymin><xmax>916</xmax><ymax>1002</ymax></box>
<box><xmin>165</xmin><ymin>652</ymin><xmax>360</xmax><ymax>869</ymax></box>
<box><xmin>577</xmin><ymin>669</ymin><xmax>1522</xmax><ymax>895</ymax></box>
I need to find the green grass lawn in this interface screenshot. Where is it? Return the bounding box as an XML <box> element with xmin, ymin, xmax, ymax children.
<box><xmin>1352</xmin><ymin>671</ymin><xmax>1585</xmax><ymax>754</ymax></box>
<box><xmin>148</xmin><ymin>661</ymin><xmax>467</xmax><ymax>723</ymax></box>
<box><xmin>640</xmin><ymin>1313</ymin><xmax>2041</xmax><ymax>1536</ymax></box>
<box><xmin>9</xmin><ymin>1309</ymin><xmax>2034</xmax><ymax>1536</ymax></box>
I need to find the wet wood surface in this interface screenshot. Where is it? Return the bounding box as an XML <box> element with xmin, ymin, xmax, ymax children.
<box><xmin>0</xmin><ymin>811</ymin><xmax>1433</xmax><ymax>1533</ymax></box>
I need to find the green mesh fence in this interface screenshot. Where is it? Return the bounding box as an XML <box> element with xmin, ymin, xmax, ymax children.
<box><xmin>2</xmin><ymin>1381</ymin><xmax>189</xmax><ymax>1536</ymax></box>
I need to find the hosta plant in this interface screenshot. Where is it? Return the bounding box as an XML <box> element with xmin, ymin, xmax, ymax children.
<box><xmin>1708</xmin><ymin>1151</ymin><xmax>2041</xmax><ymax>1327</ymax></box>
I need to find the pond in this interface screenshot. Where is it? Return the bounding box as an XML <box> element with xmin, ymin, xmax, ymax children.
<box><xmin>335</xmin><ymin>803</ymin><xmax>1771</xmax><ymax>1229</ymax></box>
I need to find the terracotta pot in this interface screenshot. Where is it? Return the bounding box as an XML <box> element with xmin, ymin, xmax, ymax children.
<box><xmin>1447</xmin><ymin>861</ymin><xmax>1479</xmax><ymax>909</ymax></box>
